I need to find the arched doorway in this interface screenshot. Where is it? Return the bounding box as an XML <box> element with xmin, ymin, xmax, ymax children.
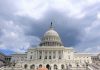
<box><xmin>61</xmin><ymin>64</ymin><xmax>65</xmax><ymax>69</ymax></box>
<box><xmin>46</xmin><ymin>64</ymin><xmax>51</xmax><ymax>70</ymax></box>
<box><xmin>39</xmin><ymin>64</ymin><xmax>42</xmax><ymax>68</ymax></box>
<box><xmin>54</xmin><ymin>64</ymin><xmax>58</xmax><ymax>70</ymax></box>
<box><xmin>30</xmin><ymin>64</ymin><xmax>35</xmax><ymax>70</ymax></box>
<box><xmin>24</xmin><ymin>64</ymin><xmax>28</xmax><ymax>69</ymax></box>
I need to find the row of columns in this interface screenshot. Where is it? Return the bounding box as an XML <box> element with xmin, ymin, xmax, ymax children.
<box><xmin>36</xmin><ymin>50</ymin><xmax>63</xmax><ymax>59</ymax></box>
<box><xmin>40</xmin><ymin>42</ymin><xmax>62</xmax><ymax>46</ymax></box>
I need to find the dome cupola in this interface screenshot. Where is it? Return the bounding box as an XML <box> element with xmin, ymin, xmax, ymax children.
<box><xmin>39</xmin><ymin>22</ymin><xmax>63</xmax><ymax>46</ymax></box>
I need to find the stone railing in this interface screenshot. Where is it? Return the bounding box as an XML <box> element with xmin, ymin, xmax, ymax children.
<box><xmin>0</xmin><ymin>66</ymin><xmax>94</xmax><ymax>70</ymax></box>
<box><xmin>0</xmin><ymin>68</ymin><xmax>92</xmax><ymax>70</ymax></box>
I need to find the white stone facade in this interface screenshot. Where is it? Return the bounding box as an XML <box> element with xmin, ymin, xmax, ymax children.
<box><xmin>11</xmin><ymin>23</ymin><xmax>93</xmax><ymax>70</ymax></box>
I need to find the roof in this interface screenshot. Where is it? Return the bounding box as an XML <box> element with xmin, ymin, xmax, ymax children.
<box><xmin>74</xmin><ymin>53</ymin><xmax>94</xmax><ymax>56</ymax></box>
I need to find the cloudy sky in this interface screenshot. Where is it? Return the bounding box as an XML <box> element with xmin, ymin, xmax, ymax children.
<box><xmin>0</xmin><ymin>0</ymin><xmax>100</xmax><ymax>55</ymax></box>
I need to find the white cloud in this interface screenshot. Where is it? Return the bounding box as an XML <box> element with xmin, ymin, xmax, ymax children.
<box><xmin>50</xmin><ymin>0</ymin><xmax>100</xmax><ymax>19</ymax></box>
<box><xmin>0</xmin><ymin>43</ymin><xmax>7</xmax><ymax>50</ymax></box>
<box><xmin>97</xmin><ymin>12</ymin><xmax>100</xmax><ymax>19</ymax></box>
<box><xmin>0</xmin><ymin>0</ymin><xmax>100</xmax><ymax>54</ymax></box>
<box><xmin>84</xmin><ymin>46</ymin><xmax>100</xmax><ymax>53</ymax></box>
<box><xmin>14</xmin><ymin>0</ymin><xmax>48</xmax><ymax>20</ymax></box>
<box><xmin>3</xmin><ymin>0</ymin><xmax>98</xmax><ymax>20</ymax></box>
<box><xmin>76</xmin><ymin>19</ymin><xmax>100</xmax><ymax>53</ymax></box>
<box><xmin>0</xmin><ymin>20</ymin><xmax>40</xmax><ymax>53</ymax></box>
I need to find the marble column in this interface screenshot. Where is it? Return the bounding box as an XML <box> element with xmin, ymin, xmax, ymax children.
<box><xmin>36</xmin><ymin>50</ymin><xmax>37</xmax><ymax>59</ymax></box>
<box><xmin>56</xmin><ymin>51</ymin><xmax>58</xmax><ymax>59</ymax></box>
<box><xmin>42</xmin><ymin>50</ymin><xmax>44</xmax><ymax>59</ymax></box>
<box><xmin>51</xmin><ymin>50</ymin><xmax>53</xmax><ymax>60</ymax></box>
<box><xmin>38</xmin><ymin>50</ymin><xmax>39</xmax><ymax>59</ymax></box>
<box><xmin>47</xmin><ymin>51</ymin><xmax>49</xmax><ymax>59</ymax></box>
<box><xmin>37</xmin><ymin>50</ymin><xmax>38</xmax><ymax>59</ymax></box>
<box><xmin>62</xmin><ymin>50</ymin><xmax>63</xmax><ymax>59</ymax></box>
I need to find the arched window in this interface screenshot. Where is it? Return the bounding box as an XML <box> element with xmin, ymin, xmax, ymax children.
<box><xmin>30</xmin><ymin>64</ymin><xmax>35</xmax><ymax>69</ymax></box>
<box><xmin>39</xmin><ymin>64</ymin><xmax>42</xmax><ymax>68</ymax></box>
<box><xmin>54</xmin><ymin>64</ymin><xmax>57</xmax><ymax>70</ymax></box>
<box><xmin>24</xmin><ymin>64</ymin><xmax>28</xmax><ymax>69</ymax></box>
<box><xmin>61</xmin><ymin>64</ymin><xmax>65</xmax><ymax>69</ymax></box>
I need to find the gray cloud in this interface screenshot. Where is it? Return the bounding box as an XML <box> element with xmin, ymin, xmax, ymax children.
<box><xmin>0</xmin><ymin>0</ymin><xmax>100</xmax><ymax>54</ymax></box>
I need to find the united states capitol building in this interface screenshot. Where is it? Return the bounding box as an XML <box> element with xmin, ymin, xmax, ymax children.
<box><xmin>2</xmin><ymin>22</ymin><xmax>99</xmax><ymax>70</ymax></box>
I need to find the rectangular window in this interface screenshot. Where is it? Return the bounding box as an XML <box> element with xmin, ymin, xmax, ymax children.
<box><xmin>39</xmin><ymin>56</ymin><xmax>41</xmax><ymax>59</ymax></box>
<box><xmin>30</xmin><ymin>56</ymin><xmax>32</xmax><ymax>59</ymax></box>
<box><xmin>45</xmin><ymin>56</ymin><xmax>47</xmax><ymax>59</ymax></box>
<box><xmin>49</xmin><ymin>56</ymin><xmax>51</xmax><ymax>59</ymax></box>
<box><xmin>53</xmin><ymin>55</ymin><xmax>55</xmax><ymax>59</ymax></box>
<box><xmin>59</xmin><ymin>56</ymin><xmax>61</xmax><ymax>59</ymax></box>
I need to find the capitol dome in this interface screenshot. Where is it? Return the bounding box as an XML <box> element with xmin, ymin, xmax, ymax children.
<box><xmin>39</xmin><ymin>22</ymin><xmax>63</xmax><ymax>46</ymax></box>
<box><xmin>44</xmin><ymin>29</ymin><xmax>59</xmax><ymax>37</ymax></box>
